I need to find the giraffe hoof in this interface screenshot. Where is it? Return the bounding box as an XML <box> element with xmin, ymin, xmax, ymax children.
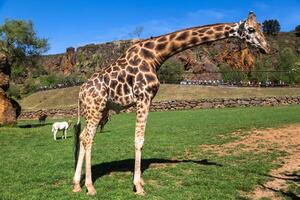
<box><xmin>135</xmin><ymin>189</ymin><xmax>146</xmax><ymax>196</ymax></box>
<box><xmin>134</xmin><ymin>183</ymin><xmax>146</xmax><ymax>196</ymax></box>
<box><xmin>72</xmin><ymin>184</ymin><xmax>82</xmax><ymax>193</ymax></box>
<box><xmin>86</xmin><ymin>185</ymin><xmax>97</xmax><ymax>196</ymax></box>
<box><xmin>87</xmin><ymin>190</ymin><xmax>97</xmax><ymax>196</ymax></box>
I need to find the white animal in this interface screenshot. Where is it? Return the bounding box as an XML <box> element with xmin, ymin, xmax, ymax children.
<box><xmin>52</xmin><ymin>121</ymin><xmax>71</xmax><ymax>140</ymax></box>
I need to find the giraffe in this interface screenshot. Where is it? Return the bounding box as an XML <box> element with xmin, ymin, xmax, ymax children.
<box><xmin>72</xmin><ymin>12</ymin><xmax>269</xmax><ymax>196</ymax></box>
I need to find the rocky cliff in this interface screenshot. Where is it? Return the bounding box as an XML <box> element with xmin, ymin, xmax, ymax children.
<box><xmin>36</xmin><ymin>32</ymin><xmax>300</xmax><ymax>80</ymax></box>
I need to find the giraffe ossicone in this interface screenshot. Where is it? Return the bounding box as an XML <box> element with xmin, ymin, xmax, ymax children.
<box><xmin>72</xmin><ymin>11</ymin><xmax>269</xmax><ymax>196</ymax></box>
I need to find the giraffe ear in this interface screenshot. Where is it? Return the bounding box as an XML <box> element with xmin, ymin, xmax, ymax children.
<box><xmin>247</xmin><ymin>11</ymin><xmax>257</xmax><ymax>23</ymax></box>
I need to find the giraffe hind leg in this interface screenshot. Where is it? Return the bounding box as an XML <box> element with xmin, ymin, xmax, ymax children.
<box><xmin>82</xmin><ymin>102</ymin><xmax>107</xmax><ymax>195</ymax></box>
<box><xmin>73</xmin><ymin>128</ymin><xmax>87</xmax><ymax>193</ymax></box>
<box><xmin>83</xmin><ymin>117</ymin><xmax>103</xmax><ymax>196</ymax></box>
<box><xmin>133</xmin><ymin>98</ymin><xmax>151</xmax><ymax>195</ymax></box>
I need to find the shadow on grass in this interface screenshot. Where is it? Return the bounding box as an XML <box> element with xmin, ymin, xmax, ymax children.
<box><xmin>89</xmin><ymin>158</ymin><xmax>223</xmax><ymax>183</ymax></box>
<box><xmin>55</xmin><ymin>135</ymin><xmax>72</xmax><ymax>140</ymax></box>
<box><xmin>257</xmin><ymin>172</ymin><xmax>300</xmax><ymax>200</ymax></box>
<box><xmin>264</xmin><ymin>173</ymin><xmax>300</xmax><ymax>182</ymax></box>
<box><xmin>18</xmin><ymin>123</ymin><xmax>52</xmax><ymax>128</ymax></box>
<box><xmin>261</xmin><ymin>183</ymin><xmax>300</xmax><ymax>200</ymax></box>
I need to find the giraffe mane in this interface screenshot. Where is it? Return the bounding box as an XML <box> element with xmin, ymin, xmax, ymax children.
<box><xmin>139</xmin><ymin>22</ymin><xmax>235</xmax><ymax>42</ymax></box>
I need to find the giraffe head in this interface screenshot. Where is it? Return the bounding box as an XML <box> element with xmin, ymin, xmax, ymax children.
<box><xmin>237</xmin><ymin>12</ymin><xmax>270</xmax><ymax>54</ymax></box>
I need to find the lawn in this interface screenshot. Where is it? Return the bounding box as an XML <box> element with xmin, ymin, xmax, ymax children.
<box><xmin>20</xmin><ymin>84</ymin><xmax>300</xmax><ymax>111</ymax></box>
<box><xmin>1</xmin><ymin>105</ymin><xmax>300</xmax><ymax>199</ymax></box>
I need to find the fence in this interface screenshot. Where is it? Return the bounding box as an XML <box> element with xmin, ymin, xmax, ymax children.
<box><xmin>158</xmin><ymin>70</ymin><xmax>300</xmax><ymax>87</ymax></box>
<box><xmin>35</xmin><ymin>70</ymin><xmax>300</xmax><ymax>92</ymax></box>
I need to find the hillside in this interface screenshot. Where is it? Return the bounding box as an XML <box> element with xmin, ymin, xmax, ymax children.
<box><xmin>20</xmin><ymin>84</ymin><xmax>300</xmax><ymax>111</ymax></box>
<box><xmin>32</xmin><ymin>32</ymin><xmax>300</xmax><ymax>77</ymax></box>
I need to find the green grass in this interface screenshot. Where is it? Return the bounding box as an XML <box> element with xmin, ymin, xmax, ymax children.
<box><xmin>1</xmin><ymin>105</ymin><xmax>300</xmax><ymax>199</ymax></box>
<box><xmin>20</xmin><ymin>84</ymin><xmax>300</xmax><ymax>111</ymax></box>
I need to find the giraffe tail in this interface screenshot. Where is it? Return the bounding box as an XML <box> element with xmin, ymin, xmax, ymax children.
<box><xmin>74</xmin><ymin>99</ymin><xmax>81</xmax><ymax>169</ymax></box>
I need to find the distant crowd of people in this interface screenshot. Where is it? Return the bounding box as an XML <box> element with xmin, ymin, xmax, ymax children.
<box><xmin>38</xmin><ymin>81</ymin><xmax>84</xmax><ymax>91</ymax></box>
<box><xmin>37</xmin><ymin>79</ymin><xmax>289</xmax><ymax>92</ymax></box>
<box><xmin>180</xmin><ymin>79</ymin><xmax>288</xmax><ymax>87</ymax></box>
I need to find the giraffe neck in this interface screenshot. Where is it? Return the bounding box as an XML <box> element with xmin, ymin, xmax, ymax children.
<box><xmin>147</xmin><ymin>22</ymin><xmax>239</xmax><ymax>68</ymax></box>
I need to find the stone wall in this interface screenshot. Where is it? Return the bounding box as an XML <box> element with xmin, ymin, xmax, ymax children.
<box><xmin>19</xmin><ymin>96</ymin><xmax>300</xmax><ymax>119</ymax></box>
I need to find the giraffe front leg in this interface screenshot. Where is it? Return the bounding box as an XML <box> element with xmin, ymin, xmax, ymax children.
<box><xmin>133</xmin><ymin>99</ymin><xmax>150</xmax><ymax>195</ymax></box>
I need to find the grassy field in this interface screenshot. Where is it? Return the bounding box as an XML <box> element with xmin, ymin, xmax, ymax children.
<box><xmin>20</xmin><ymin>84</ymin><xmax>300</xmax><ymax>111</ymax></box>
<box><xmin>1</xmin><ymin>105</ymin><xmax>300</xmax><ymax>199</ymax></box>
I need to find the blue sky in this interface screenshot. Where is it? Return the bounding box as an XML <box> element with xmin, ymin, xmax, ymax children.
<box><xmin>1</xmin><ymin>0</ymin><xmax>300</xmax><ymax>54</ymax></box>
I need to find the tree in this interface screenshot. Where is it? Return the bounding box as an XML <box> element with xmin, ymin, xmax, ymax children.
<box><xmin>262</xmin><ymin>19</ymin><xmax>280</xmax><ymax>35</ymax></box>
<box><xmin>0</xmin><ymin>19</ymin><xmax>48</xmax><ymax>125</ymax></box>
<box><xmin>279</xmin><ymin>47</ymin><xmax>298</xmax><ymax>84</ymax></box>
<box><xmin>129</xmin><ymin>26</ymin><xmax>144</xmax><ymax>38</ymax></box>
<box><xmin>295</xmin><ymin>25</ymin><xmax>300</xmax><ymax>37</ymax></box>
<box><xmin>0</xmin><ymin>19</ymin><xmax>49</xmax><ymax>66</ymax></box>
<box><xmin>252</xmin><ymin>57</ymin><xmax>272</xmax><ymax>82</ymax></box>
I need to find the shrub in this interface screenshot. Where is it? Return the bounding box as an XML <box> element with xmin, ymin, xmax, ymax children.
<box><xmin>62</xmin><ymin>73</ymin><xmax>85</xmax><ymax>86</ymax></box>
<box><xmin>11</xmin><ymin>65</ymin><xmax>26</xmax><ymax>80</ymax></box>
<box><xmin>219</xmin><ymin>64</ymin><xmax>247</xmax><ymax>83</ymax></box>
<box><xmin>31</xmin><ymin>64</ymin><xmax>48</xmax><ymax>78</ymax></box>
<box><xmin>40</xmin><ymin>74</ymin><xmax>61</xmax><ymax>87</ymax></box>
<box><xmin>157</xmin><ymin>58</ymin><xmax>185</xmax><ymax>84</ymax></box>
<box><xmin>279</xmin><ymin>47</ymin><xmax>299</xmax><ymax>84</ymax></box>
<box><xmin>7</xmin><ymin>84</ymin><xmax>21</xmax><ymax>99</ymax></box>
<box><xmin>252</xmin><ymin>58</ymin><xmax>273</xmax><ymax>82</ymax></box>
<box><xmin>23</xmin><ymin>78</ymin><xmax>40</xmax><ymax>94</ymax></box>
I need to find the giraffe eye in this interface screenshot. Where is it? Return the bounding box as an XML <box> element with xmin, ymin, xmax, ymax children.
<box><xmin>248</xmin><ymin>28</ymin><xmax>255</xmax><ymax>33</ymax></box>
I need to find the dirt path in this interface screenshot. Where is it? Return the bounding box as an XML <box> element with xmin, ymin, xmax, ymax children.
<box><xmin>200</xmin><ymin>124</ymin><xmax>300</xmax><ymax>199</ymax></box>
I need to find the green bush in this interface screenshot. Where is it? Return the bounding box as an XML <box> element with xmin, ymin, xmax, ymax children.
<box><xmin>279</xmin><ymin>47</ymin><xmax>299</xmax><ymax>84</ymax></box>
<box><xmin>7</xmin><ymin>84</ymin><xmax>21</xmax><ymax>99</ymax></box>
<box><xmin>23</xmin><ymin>78</ymin><xmax>40</xmax><ymax>94</ymax></box>
<box><xmin>31</xmin><ymin>64</ymin><xmax>48</xmax><ymax>78</ymax></box>
<box><xmin>63</xmin><ymin>73</ymin><xmax>85</xmax><ymax>86</ymax></box>
<box><xmin>158</xmin><ymin>58</ymin><xmax>185</xmax><ymax>83</ymax></box>
<box><xmin>11</xmin><ymin>65</ymin><xmax>26</xmax><ymax>80</ymax></box>
<box><xmin>219</xmin><ymin>64</ymin><xmax>247</xmax><ymax>83</ymax></box>
<box><xmin>40</xmin><ymin>74</ymin><xmax>62</xmax><ymax>87</ymax></box>
<box><xmin>252</xmin><ymin>58</ymin><xmax>273</xmax><ymax>82</ymax></box>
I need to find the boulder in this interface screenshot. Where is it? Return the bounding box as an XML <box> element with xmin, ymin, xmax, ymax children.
<box><xmin>0</xmin><ymin>89</ymin><xmax>21</xmax><ymax>125</ymax></box>
<box><xmin>0</xmin><ymin>51</ymin><xmax>21</xmax><ymax>125</ymax></box>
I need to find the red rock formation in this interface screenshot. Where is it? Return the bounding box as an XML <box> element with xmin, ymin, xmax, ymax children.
<box><xmin>61</xmin><ymin>47</ymin><xmax>76</xmax><ymax>75</ymax></box>
<box><xmin>215</xmin><ymin>42</ymin><xmax>255</xmax><ymax>70</ymax></box>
